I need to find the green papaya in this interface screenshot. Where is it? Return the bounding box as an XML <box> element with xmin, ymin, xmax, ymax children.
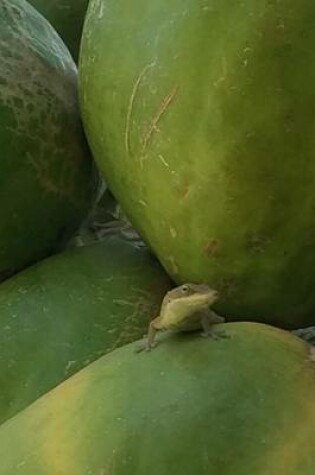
<box><xmin>29</xmin><ymin>0</ymin><xmax>89</xmax><ymax>61</ymax></box>
<box><xmin>0</xmin><ymin>323</ymin><xmax>314</xmax><ymax>474</ymax></box>
<box><xmin>79</xmin><ymin>0</ymin><xmax>315</xmax><ymax>328</ymax></box>
<box><xmin>0</xmin><ymin>237</ymin><xmax>171</xmax><ymax>424</ymax></box>
<box><xmin>0</xmin><ymin>0</ymin><xmax>97</xmax><ymax>281</ymax></box>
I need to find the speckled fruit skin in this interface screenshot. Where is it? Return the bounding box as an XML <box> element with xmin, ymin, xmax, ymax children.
<box><xmin>0</xmin><ymin>237</ymin><xmax>172</xmax><ymax>425</ymax></box>
<box><xmin>80</xmin><ymin>0</ymin><xmax>315</xmax><ymax>328</ymax></box>
<box><xmin>0</xmin><ymin>0</ymin><xmax>97</xmax><ymax>281</ymax></box>
<box><xmin>0</xmin><ymin>323</ymin><xmax>314</xmax><ymax>474</ymax></box>
<box><xmin>29</xmin><ymin>0</ymin><xmax>89</xmax><ymax>61</ymax></box>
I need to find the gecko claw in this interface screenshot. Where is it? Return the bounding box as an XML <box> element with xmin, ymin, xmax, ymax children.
<box><xmin>200</xmin><ymin>330</ymin><xmax>229</xmax><ymax>340</ymax></box>
<box><xmin>135</xmin><ymin>340</ymin><xmax>157</xmax><ymax>353</ymax></box>
<box><xmin>201</xmin><ymin>331</ymin><xmax>219</xmax><ymax>339</ymax></box>
<box><xmin>145</xmin><ymin>341</ymin><xmax>158</xmax><ymax>351</ymax></box>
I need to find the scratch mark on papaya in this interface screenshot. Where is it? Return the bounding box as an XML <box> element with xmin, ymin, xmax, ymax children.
<box><xmin>170</xmin><ymin>227</ymin><xmax>177</xmax><ymax>238</ymax></box>
<box><xmin>141</xmin><ymin>86</ymin><xmax>178</xmax><ymax>153</ymax></box>
<box><xmin>167</xmin><ymin>256</ymin><xmax>179</xmax><ymax>275</ymax></box>
<box><xmin>112</xmin><ymin>299</ymin><xmax>134</xmax><ymax>307</ymax></box>
<box><xmin>213</xmin><ymin>55</ymin><xmax>228</xmax><ymax>88</ymax></box>
<box><xmin>125</xmin><ymin>62</ymin><xmax>155</xmax><ymax>156</ymax></box>
<box><xmin>65</xmin><ymin>360</ymin><xmax>77</xmax><ymax>374</ymax></box>
<box><xmin>158</xmin><ymin>154</ymin><xmax>170</xmax><ymax>168</ymax></box>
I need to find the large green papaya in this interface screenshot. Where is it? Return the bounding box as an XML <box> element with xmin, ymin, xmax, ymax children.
<box><xmin>0</xmin><ymin>237</ymin><xmax>171</xmax><ymax>424</ymax></box>
<box><xmin>0</xmin><ymin>323</ymin><xmax>314</xmax><ymax>474</ymax></box>
<box><xmin>79</xmin><ymin>0</ymin><xmax>315</xmax><ymax>328</ymax></box>
<box><xmin>29</xmin><ymin>0</ymin><xmax>89</xmax><ymax>61</ymax></box>
<box><xmin>0</xmin><ymin>0</ymin><xmax>97</xmax><ymax>281</ymax></box>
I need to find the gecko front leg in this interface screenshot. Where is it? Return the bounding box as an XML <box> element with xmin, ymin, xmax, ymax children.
<box><xmin>136</xmin><ymin>317</ymin><xmax>162</xmax><ymax>353</ymax></box>
<box><xmin>200</xmin><ymin>311</ymin><xmax>229</xmax><ymax>339</ymax></box>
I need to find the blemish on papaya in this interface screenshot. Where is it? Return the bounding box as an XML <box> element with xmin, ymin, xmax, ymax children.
<box><xmin>204</xmin><ymin>238</ymin><xmax>220</xmax><ymax>257</ymax></box>
<box><xmin>246</xmin><ymin>233</ymin><xmax>271</xmax><ymax>254</ymax></box>
<box><xmin>219</xmin><ymin>277</ymin><xmax>239</xmax><ymax>298</ymax></box>
<box><xmin>180</xmin><ymin>184</ymin><xmax>191</xmax><ymax>199</ymax></box>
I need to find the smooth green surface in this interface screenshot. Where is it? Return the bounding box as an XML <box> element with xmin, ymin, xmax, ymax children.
<box><xmin>0</xmin><ymin>323</ymin><xmax>314</xmax><ymax>474</ymax></box>
<box><xmin>0</xmin><ymin>0</ymin><xmax>97</xmax><ymax>281</ymax></box>
<box><xmin>0</xmin><ymin>237</ymin><xmax>171</xmax><ymax>425</ymax></box>
<box><xmin>80</xmin><ymin>0</ymin><xmax>315</xmax><ymax>327</ymax></box>
<box><xmin>29</xmin><ymin>0</ymin><xmax>89</xmax><ymax>61</ymax></box>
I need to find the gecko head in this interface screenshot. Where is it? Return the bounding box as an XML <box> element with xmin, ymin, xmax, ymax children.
<box><xmin>167</xmin><ymin>283</ymin><xmax>219</xmax><ymax>313</ymax></box>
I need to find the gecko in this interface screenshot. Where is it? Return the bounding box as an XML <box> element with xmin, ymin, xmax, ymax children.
<box><xmin>138</xmin><ymin>283</ymin><xmax>227</xmax><ymax>352</ymax></box>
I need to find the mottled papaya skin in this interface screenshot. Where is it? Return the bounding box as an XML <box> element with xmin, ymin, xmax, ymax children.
<box><xmin>0</xmin><ymin>237</ymin><xmax>172</xmax><ymax>425</ymax></box>
<box><xmin>0</xmin><ymin>323</ymin><xmax>314</xmax><ymax>474</ymax></box>
<box><xmin>80</xmin><ymin>0</ymin><xmax>315</xmax><ymax>328</ymax></box>
<box><xmin>29</xmin><ymin>0</ymin><xmax>89</xmax><ymax>61</ymax></box>
<box><xmin>0</xmin><ymin>0</ymin><xmax>97</xmax><ymax>280</ymax></box>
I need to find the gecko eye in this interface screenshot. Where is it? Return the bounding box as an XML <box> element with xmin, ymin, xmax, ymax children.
<box><xmin>181</xmin><ymin>284</ymin><xmax>189</xmax><ymax>293</ymax></box>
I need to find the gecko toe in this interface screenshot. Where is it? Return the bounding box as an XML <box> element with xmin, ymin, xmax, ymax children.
<box><xmin>200</xmin><ymin>331</ymin><xmax>219</xmax><ymax>340</ymax></box>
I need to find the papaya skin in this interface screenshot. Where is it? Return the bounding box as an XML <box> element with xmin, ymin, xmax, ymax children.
<box><xmin>0</xmin><ymin>0</ymin><xmax>97</xmax><ymax>279</ymax></box>
<box><xmin>0</xmin><ymin>237</ymin><xmax>172</xmax><ymax>425</ymax></box>
<box><xmin>29</xmin><ymin>0</ymin><xmax>89</xmax><ymax>61</ymax></box>
<box><xmin>80</xmin><ymin>0</ymin><xmax>315</xmax><ymax>328</ymax></box>
<box><xmin>0</xmin><ymin>323</ymin><xmax>314</xmax><ymax>475</ymax></box>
